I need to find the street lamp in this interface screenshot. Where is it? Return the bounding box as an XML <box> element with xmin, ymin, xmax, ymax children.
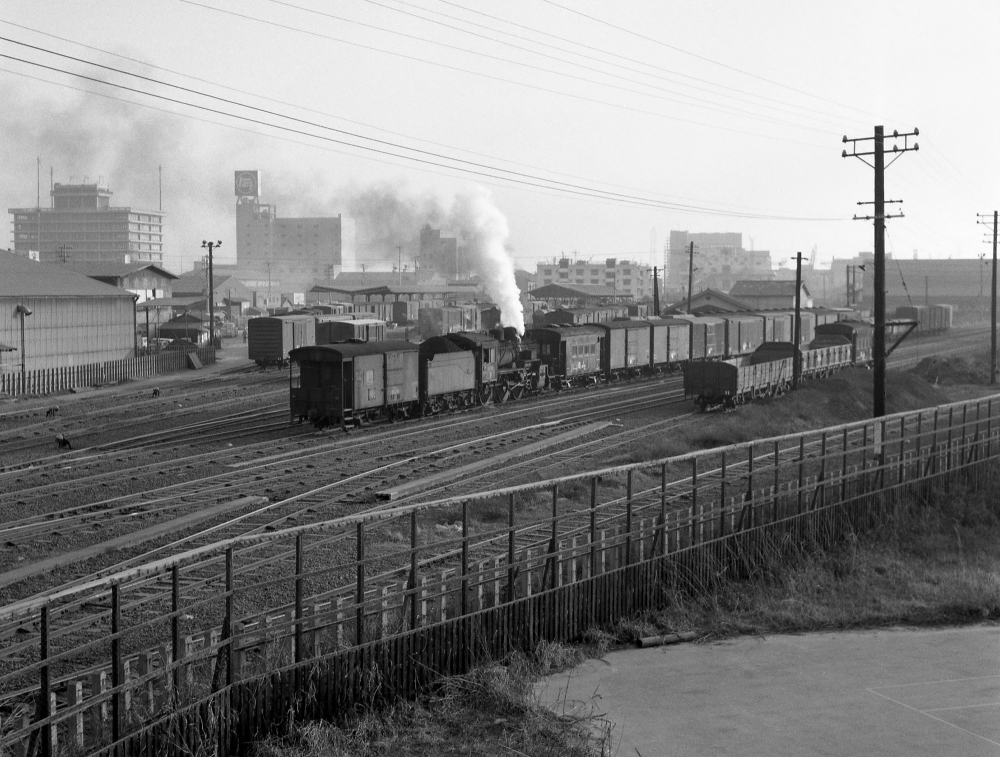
<box><xmin>14</xmin><ymin>303</ymin><xmax>32</xmax><ymax>384</ymax></box>
<box><xmin>201</xmin><ymin>240</ymin><xmax>222</xmax><ymax>348</ymax></box>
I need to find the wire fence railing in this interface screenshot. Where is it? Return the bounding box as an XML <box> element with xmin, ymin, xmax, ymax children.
<box><xmin>0</xmin><ymin>394</ymin><xmax>997</xmax><ymax>757</ymax></box>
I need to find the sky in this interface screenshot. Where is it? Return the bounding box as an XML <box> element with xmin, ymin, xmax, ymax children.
<box><xmin>1</xmin><ymin>0</ymin><xmax>998</xmax><ymax>282</ymax></box>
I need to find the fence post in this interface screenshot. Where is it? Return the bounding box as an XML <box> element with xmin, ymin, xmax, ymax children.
<box><xmin>111</xmin><ymin>583</ymin><xmax>122</xmax><ymax>744</ymax></box>
<box><xmin>797</xmin><ymin>437</ymin><xmax>805</xmax><ymax>514</ymax></box>
<box><xmin>356</xmin><ymin>521</ymin><xmax>365</xmax><ymax>646</ymax></box>
<box><xmin>226</xmin><ymin>547</ymin><xmax>235</xmax><ymax>687</ymax></box>
<box><xmin>659</xmin><ymin>463</ymin><xmax>667</xmax><ymax>555</ymax></box>
<box><xmin>746</xmin><ymin>442</ymin><xmax>754</xmax><ymax>500</ymax></box>
<box><xmin>690</xmin><ymin>457</ymin><xmax>698</xmax><ymax>545</ymax></box>
<box><xmin>989</xmin><ymin>399</ymin><xmax>994</xmax><ymax>459</ymax></box>
<box><xmin>842</xmin><ymin>428</ymin><xmax>849</xmax><ymax>500</ymax></box>
<box><xmin>773</xmin><ymin>440</ymin><xmax>780</xmax><ymax>522</ymax></box>
<box><xmin>295</xmin><ymin>534</ymin><xmax>304</xmax><ymax>664</ymax></box>
<box><xmin>625</xmin><ymin>471</ymin><xmax>633</xmax><ymax>566</ymax></box>
<box><xmin>719</xmin><ymin>450</ymin><xmax>727</xmax><ymax>536</ymax></box>
<box><xmin>410</xmin><ymin>510</ymin><xmax>419</xmax><ymax>628</ymax></box>
<box><xmin>461</xmin><ymin>501</ymin><xmax>469</xmax><ymax>615</ymax></box>
<box><xmin>548</xmin><ymin>485</ymin><xmax>559</xmax><ymax>590</ymax></box>
<box><xmin>507</xmin><ymin>493</ymin><xmax>516</xmax><ymax>603</ymax></box>
<box><xmin>171</xmin><ymin>565</ymin><xmax>181</xmax><ymax>697</ymax></box>
<box><xmin>898</xmin><ymin>417</ymin><xmax>906</xmax><ymax>484</ymax></box>
<box><xmin>39</xmin><ymin>603</ymin><xmax>51</xmax><ymax>757</ymax></box>
<box><xmin>589</xmin><ymin>479</ymin><xmax>598</xmax><ymax>576</ymax></box>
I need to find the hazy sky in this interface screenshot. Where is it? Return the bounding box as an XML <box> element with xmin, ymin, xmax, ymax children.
<box><xmin>2</xmin><ymin>0</ymin><xmax>997</xmax><ymax>280</ymax></box>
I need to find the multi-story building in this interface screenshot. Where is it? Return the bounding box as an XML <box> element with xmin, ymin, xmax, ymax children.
<box><xmin>666</xmin><ymin>231</ymin><xmax>771</xmax><ymax>295</ymax></box>
<box><xmin>534</xmin><ymin>258</ymin><xmax>653</xmax><ymax>300</ymax></box>
<box><xmin>9</xmin><ymin>183</ymin><xmax>164</xmax><ymax>264</ymax></box>
<box><xmin>234</xmin><ymin>170</ymin><xmax>355</xmax><ymax>292</ymax></box>
<box><xmin>419</xmin><ymin>225</ymin><xmax>463</xmax><ymax>278</ymax></box>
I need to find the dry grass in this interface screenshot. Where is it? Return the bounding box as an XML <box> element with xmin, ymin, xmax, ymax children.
<box><xmin>253</xmin><ymin>646</ymin><xmax>601</xmax><ymax>757</ymax></box>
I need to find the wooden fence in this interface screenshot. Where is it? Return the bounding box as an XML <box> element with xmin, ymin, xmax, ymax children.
<box><xmin>0</xmin><ymin>348</ymin><xmax>216</xmax><ymax>397</ymax></box>
<box><xmin>0</xmin><ymin>394</ymin><xmax>997</xmax><ymax>757</ymax></box>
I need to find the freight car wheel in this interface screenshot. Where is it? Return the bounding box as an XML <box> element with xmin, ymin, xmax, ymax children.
<box><xmin>494</xmin><ymin>386</ymin><xmax>511</xmax><ymax>404</ymax></box>
<box><xmin>511</xmin><ymin>385</ymin><xmax>525</xmax><ymax>401</ymax></box>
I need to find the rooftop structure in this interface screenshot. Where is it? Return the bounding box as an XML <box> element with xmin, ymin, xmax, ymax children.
<box><xmin>9</xmin><ymin>182</ymin><xmax>164</xmax><ymax>264</ymax></box>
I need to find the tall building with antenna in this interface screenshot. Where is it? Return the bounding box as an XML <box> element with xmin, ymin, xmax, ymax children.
<box><xmin>9</xmin><ymin>182</ymin><xmax>164</xmax><ymax>264</ymax></box>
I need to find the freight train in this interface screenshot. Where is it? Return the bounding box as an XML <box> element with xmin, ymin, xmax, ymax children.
<box><xmin>683</xmin><ymin>319</ymin><xmax>873</xmax><ymax>411</ymax></box>
<box><xmin>289</xmin><ymin>313</ymin><xmax>872</xmax><ymax>429</ymax></box>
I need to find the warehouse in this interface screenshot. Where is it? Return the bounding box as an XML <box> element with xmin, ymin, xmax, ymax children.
<box><xmin>0</xmin><ymin>250</ymin><xmax>138</xmax><ymax>372</ymax></box>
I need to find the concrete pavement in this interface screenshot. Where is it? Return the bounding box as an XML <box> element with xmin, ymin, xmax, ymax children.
<box><xmin>537</xmin><ymin>625</ymin><xmax>1000</xmax><ymax>756</ymax></box>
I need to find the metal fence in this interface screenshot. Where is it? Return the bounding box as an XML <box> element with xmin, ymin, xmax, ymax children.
<box><xmin>0</xmin><ymin>347</ymin><xmax>216</xmax><ymax>397</ymax></box>
<box><xmin>1</xmin><ymin>393</ymin><xmax>997</xmax><ymax>757</ymax></box>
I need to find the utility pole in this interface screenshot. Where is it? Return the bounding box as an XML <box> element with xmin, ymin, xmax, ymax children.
<box><xmin>846</xmin><ymin>264</ymin><xmax>851</xmax><ymax>307</ymax></box>
<box><xmin>653</xmin><ymin>266</ymin><xmax>660</xmax><ymax>316</ymax></box>
<box><xmin>686</xmin><ymin>242</ymin><xmax>695</xmax><ymax>312</ymax></box>
<box><xmin>56</xmin><ymin>245</ymin><xmax>72</xmax><ymax>264</ymax></box>
<box><xmin>397</xmin><ymin>246</ymin><xmax>403</xmax><ymax>287</ymax></box>
<box><xmin>792</xmin><ymin>252</ymin><xmax>804</xmax><ymax>390</ymax></box>
<box><xmin>977</xmin><ymin>212</ymin><xmax>998</xmax><ymax>384</ymax></box>
<box><xmin>202</xmin><ymin>240</ymin><xmax>222</xmax><ymax>348</ymax></box>
<box><xmin>843</xmin><ymin>126</ymin><xmax>919</xmax><ymax>418</ymax></box>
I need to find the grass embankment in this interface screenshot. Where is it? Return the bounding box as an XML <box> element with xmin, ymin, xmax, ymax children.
<box><xmin>256</xmin><ymin>365</ymin><xmax>1000</xmax><ymax>756</ymax></box>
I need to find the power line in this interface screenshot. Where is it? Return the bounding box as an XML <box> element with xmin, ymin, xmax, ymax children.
<box><xmin>0</xmin><ymin>17</ymin><xmax>818</xmax><ymax>213</ymax></box>
<box><xmin>329</xmin><ymin>0</ymin><xmax>847</xmax><ymax>132</ymax></box>
<box><xmin>171</xmin><ymin>1</ymin><xmax>830</xmax><ymax>148</ymax></box>
<box><xmin>0</xmin><ymin>48</ymin><xmax>841</xmax><ymax>220</ymax></box>
<box><xmin>420</xmin><ymin>0</ymin><xmax>870</xmax><ymax>127</ymax></box>
<box><xmin>537</xmin><ymin>0</ymin><xmax>877</xmax><ymax>118</ymax></box>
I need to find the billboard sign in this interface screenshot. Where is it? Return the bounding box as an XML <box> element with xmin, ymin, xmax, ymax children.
<box><xmin>234</xmin><ymin>170</ymin><xmax>260</xmax><ymax>198</ymax></box>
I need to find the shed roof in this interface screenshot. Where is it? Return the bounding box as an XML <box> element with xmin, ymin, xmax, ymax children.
<box><xmin>60</xmin><ymin>262</ymin><xmax>179</xmax><ymax>280</ymax></box>
<box><xmin>0</xmin><ymin>250</ymin><xmax>135</xmax><ymax>298</ymax></box>
<box><xmin>0</xmin><ymin>343</ymin><xmax>15</xmax><ymax>351</ymax></box>
<box><xmin>528</xmin><ymin>283</ymin><xmax>621</xmax><ymax>299</ymax></box>
<box><xmin>729</xmin><ymin>280</ymin><xmax>811</xmax><ymax>297</ymax></box>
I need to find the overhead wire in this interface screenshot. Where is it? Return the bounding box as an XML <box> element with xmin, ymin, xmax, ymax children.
<box><xmin>0</xmin><ymin>45</ymin><xmax>842</xmax><ymax>220</ymax></box>
<box><xmin>329</xmin><ymin>0</ymin><xmax>849</xmax><ymax>132</ymax></box>
<box><xmin>535</xmin><ymin>0</ymin><xmax>879</xmax><ymax>119</ymax></box>
<box><xmin>420</xmin><ymin>0</ymin><xmax>871</xmax><ymax>128</ymax></box>
<box><xmin>172</xmin><ymin>0</ymin><xmax>831</xmax><ymax>148</ymax></box>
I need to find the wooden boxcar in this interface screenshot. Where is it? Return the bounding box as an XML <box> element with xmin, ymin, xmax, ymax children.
<box><xmin>526</xmin><ymin>325</ymin><xmax>604</xmax><ymax>387</ymax></box>
<box><xmin>249</xmin><ymin>315</ymin><xmax>316</xmax><ymax>368</ymax></box>
<box><xmin>593</xmin><ymin>320</ymin><xmax>650</xmax><ymax>377</ymax></box>
<box><xmin>289</xmin><ymin>342</ymin><xmax>419</xmax><ymax>426</ymax></box>
<box><xmin>815</xmin><ymin>320</ymin><xmax>873</xmax><ymax>365</ymax></box>
<box><xmin>722</xmin><ymin>313</ymin><xmax>765</xmax><ymax>357</ymax></box>
<box><xmin>316</xmin><ymin>318</ymin><xmax>386</xmax><ymax>344</ymax></box>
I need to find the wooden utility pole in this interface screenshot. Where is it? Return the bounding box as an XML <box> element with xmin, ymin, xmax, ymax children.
<box><xmin>652</xmin><ymin>266</ymin><xmax>660</xmax><ymax>316</ymax></box>
<box><xmin>843</xmin><ymin>126</ymin><xmax>919</xmax><ymax>418</ymax></box>
<box><xmin>202</xmin><ymin>240</ymin><xmax>222</xmax><ymax>347</ymax></box>
<box><xmin>977</xmin><ymin>211</ymin><xmax>998</xmax><ymax>384</ymax></box>
<box><xmin>792</xmin><ymin>252</ymin><xmax>804</xmax><ymax>390</ymax></box>
<box><xmin>686</xmin><ymin>242</ymin><xmax>695</xmax><ymax>312</ymax></box>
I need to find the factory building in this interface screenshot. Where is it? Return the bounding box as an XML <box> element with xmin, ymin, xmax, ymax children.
<box><xmin>534</xmin><ymin>258</ymin><xmax>653</xmax><ymax>300</ymax></box>
<box><xmin>9</xmin><ymin>182</ymin><xmax>164</xmax><ymax>264</ymax></box>
<box><xmin>233</xmin><ymin>170</ymin><xmax>355</xmax><ymax>293</ymax></box>
<box><xmin>0</xmin><ymin>250</ymin><xmax>138</xmax><ymax>372</ymax></box>
<box><xmin>666</xmin><ymin>231</ymin><xmax>771</xmax><ymax>294</ymax></box>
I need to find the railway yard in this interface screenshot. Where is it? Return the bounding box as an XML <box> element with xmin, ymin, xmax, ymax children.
<box><xmin>0</xmin><ymin>324</ymin><xmax>994</xmax><ymax>755</ymax></box>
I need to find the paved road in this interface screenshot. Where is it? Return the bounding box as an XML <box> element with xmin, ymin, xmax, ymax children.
<box><xmin>537</xmin><ymin>625</ymin><xmax>1000</xmax><ymax>756</ymax></box>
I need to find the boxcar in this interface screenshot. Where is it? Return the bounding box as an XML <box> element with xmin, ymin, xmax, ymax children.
<box><xmin>316</xmin><ymin>317</ymin><xmax>386</xmax><ymax>344</ymax></box>
<box><xmin>526</xmin><ymin>325</ymin><xmax>604</xmax><ymax>387</ymax></box>
<box><xmin>289</xmin><ymin>342</ymin><xmax>420</xmax><ymax>426</ymax></box>
<box><xmin>418</xmin><ymin>306</ymin><xmax>466</xmax><ymax>338</ymax></box>
<box><xmin>646</xmin><ymin>317</ymin><xmax>688</xmax><ymax>368</ymax></box>
<box><xmin>249</xmin><ymin>315</ymin><xmax>316</xmax><ymax>368</ymax></box>
<box><xmin>593</xmin><ymin>320</ymin><xmax>651</xmax><ymax>377</ymax></box>
<box><xmin>722</xmin><ymin>314</ymin><xmax>766</xmax><ymax>357</ymax></box>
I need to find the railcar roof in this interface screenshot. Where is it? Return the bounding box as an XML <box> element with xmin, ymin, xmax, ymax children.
<box><xmin>526</xmin><ymin>325</ymin><xmax>605</xmax><ymax>338</ymax></box>
<box><xmin>445</xmin><ymin>331</ymin><xmax>500</xmax><ymax>348</ymax></box>
<box><xmin>591</xmin><ymin>320</ymin><xmax>648</xmax><ymax>331</ymax></box>
<box><xmin>290</xmin><ymin>341</ymin><xmax>419</xmax><ymax>361</ymax></box>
